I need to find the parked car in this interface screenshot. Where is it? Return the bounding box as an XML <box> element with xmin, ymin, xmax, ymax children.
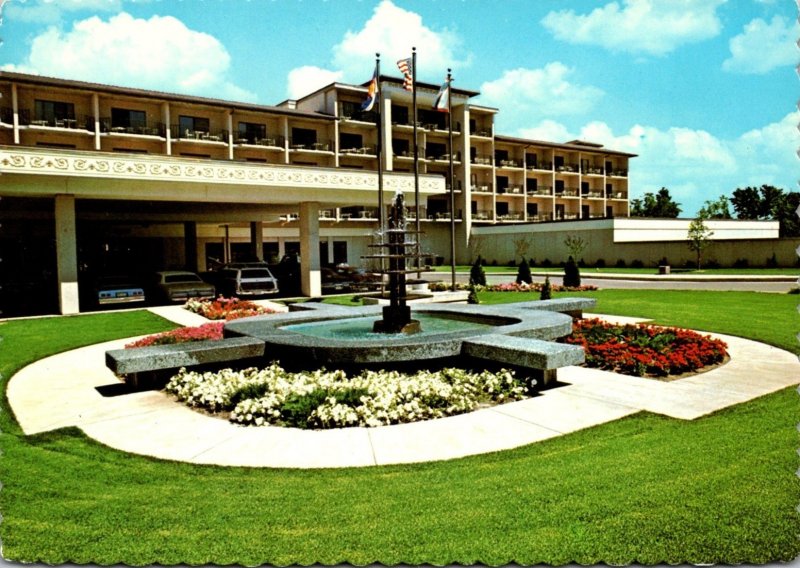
<box><xmin>94</xmin><ymin>275</ymin><xmax>146</xmax><ymax>306</ymax></box>
<box><xmin>214</xmin><ymin>263</ymin><xmax>280</xmax><ymax>297</ymax></box>
<box><xmin>336</xmin><ymin>266</ymin><xmax>382</xmax><ymax>291</ymax></box>
<box><xmin>321</xmin><ymin>267</ymin><xmax>352</xmax><ymax>293</ymax></box>
<box><xmin>150</xmin><ymin>270</ymin><xmax>216</xmax><ymax>304</ymax></box>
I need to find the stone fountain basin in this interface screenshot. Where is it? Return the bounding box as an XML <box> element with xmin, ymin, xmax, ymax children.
<box><xmin>224</xmin><ymin>298</ymin><xmax>594</xmax><ymax>366</ymax></box>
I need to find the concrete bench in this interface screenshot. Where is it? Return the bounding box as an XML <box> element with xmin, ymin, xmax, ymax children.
<box><xmin>462</xmin><ymin>333</ymin><xmax>585</xmax><ymax>386</ymax></box>
<box><xmin>106</xmin><ymin>337</ymin><xmax>266</xmax><ymax>388</ymax></box>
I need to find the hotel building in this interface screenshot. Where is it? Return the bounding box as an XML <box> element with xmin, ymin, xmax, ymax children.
<box><xmin>0</xmin><ymin>70</ymin><xmax>636</xmax><ymax>316</ymax></box>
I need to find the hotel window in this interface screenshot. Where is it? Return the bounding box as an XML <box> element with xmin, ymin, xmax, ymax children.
<box><xmin>427</xmin><ymin>142</ymin><xmax>447</xmax><ymax>160</ymax></box>
<box><xmin>391</xmin><ymin>105</ymin><xmax>409</xmax><ymax>125</ymax></box>
<box><xmin>238</xmin><ymin>122</ymin><xmax>266</xmax><ymax>144</ymax></box>
<box><xmin>340</xmin><ymin>132</ymin><xmax>363</xmax><ymax>152</ymax></box>
<box><xmin>495</xmin><ymin>202</ymin><xmax>509</xmax><ymax>216</ymax></box>
<box><xmin>526</xmin><ymin>178</ymin><xmax>538</xmax><ymax>192</ymax></box>
<box><xmin>179</xmin><ymin>115</ymin><xmax>209</xmax><ymax>137</ymax></box>
<box><xmin>496</xmin><ymin>175</ymin><xmax>509</xmax><ymax>193</ymax></box>
<box><xmin>34</xmin><ymin>100</ymin><xmax>75</xmax><ymax>126</ymax></box>
<box><xmin>111</xmin><ymin>108</ymin><xmax>146</xmax><ymax>129</ymax></box>
<box><xmin>527</xmin><ymin>203</ymin><xmax>538</xmax><ymax>216</ymax></box>
<box><xmin>392</xmin><ymin>138</ymin><xmax>410</xmax><ymax>156</ymax></box>
<box><xmin>526</xmin><ymin>153</ymin><xmax>538</xmax><ymax>168</ymax></box>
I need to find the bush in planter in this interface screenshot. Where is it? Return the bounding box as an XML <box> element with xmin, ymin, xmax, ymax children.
<box><xmin>766</xmin><ymin>252</ymin><xmax>778</xmax><ymax>268</ymax></box>
<box><xmin>540</xmin><ymin>276</ymin><xmax>552</xmax><ymax>300</ymax></box>
<box><xmin>469</xmin><ymin>258</ymin><xmax>487</xmax><ymax>286</ymax></box>
<box><xmin>563</xmin><ymin>256</ymin><xmax>581</xmax><ymax>287</ymax></box>
<box><xmin>732</xmin><ymin>258</ymin><xmax>749</xmax><ymax>268</ymax></box>
<box><xmin>595</xmin><ymin>258</ymin><xmax>606</xmax><ymax>268</ymax></box>
<box><xmin>658</xmin><ymin>257</ymin><xmax>669</xmax><ymax>267</ymax></box>
<box><xmin>615</xmin><ymin>259</ymin><xmax>627</xmax><ymax>268</ymax></box>
<box><xmin>630</xmin><ymin>259</ymin><xmax>644</xmax><ymax>269</ymax></box>
<box><xmin>541</xmin><ymin>258</ymin><xmax>553</xmax><ymax>268</ymax></box>
<box><xmin>706</xmin><ymin>259</ymin><xmax>721</xmax><ymax>269</ymax></box>
<box><xmin>516</xmin><ymin>257</ymin><xmax>532</xmax><ymax>284</ymax></box>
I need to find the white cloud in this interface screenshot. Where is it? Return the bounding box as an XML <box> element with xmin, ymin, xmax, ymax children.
<box><xmin>284</xmin><ymin>0</ymin><xmax>468</xmax><ymax>100</ymax></box>
<box><xmin>478</xmin><ymin>63</ymin><xmax>604</xmax><ymax>126</ymax></box>
<box><xmin>541</xmin><ymin>0</ymin><xmax>727</xmax><ymax>56</ymax></box>
<box><xmin>287</xmin><ymin>66</ymin><xmax>344</xmax><ymax>100</ymax></box>
<box><xmin>722</xmin><ymin>16</ymin><xmax>799</xmax><ymax>74</ymax></box>
<box><xmin>1</xmin><ymin>12</ymin><xmax>256</xmax><ymax>102</ymax></box>
<box><xmin>513</xmin><ymin>112</ymin><xmax>800</xmax><ymax>214</ymax></box>
<box><xmin>5</xmin><ymin>0</ymin><xmax>123</xmax><ymax>24</ymax></box>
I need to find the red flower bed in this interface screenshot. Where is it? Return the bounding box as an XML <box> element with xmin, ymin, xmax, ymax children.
<box><xmin>564</xmin><ymin>318</ymin><xmax>728</xmax><ymax>377</ymax></box>
<box><xmin>125</xmin><ymin>322</ymin><xmax>224</xmax><ymax>349</ymax></box>
<box><xmin>185</xmin><ymin>296</ymin><xmax>276</xmax><ymax>321</ymax></box>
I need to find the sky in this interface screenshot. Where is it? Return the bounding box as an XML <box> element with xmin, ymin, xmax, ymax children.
<box><xmin>0</xmin><ymin>0</ymin><xmax>797</xmax><ymax>216</ymax></box>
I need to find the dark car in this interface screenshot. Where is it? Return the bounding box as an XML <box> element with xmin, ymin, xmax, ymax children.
<box><xmin>150</xmin><ymin>270</ymin><xmax>216</xmax><ymax>304</ymax></box>
<box><xmin>94</xmin><ymin>275</ymin><xmax>146</xmax><ymax>306</ymax></box>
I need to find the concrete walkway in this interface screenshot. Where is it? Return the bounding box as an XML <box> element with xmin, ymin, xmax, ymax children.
<box><xmin>7</xmin><ymin>306</ymin><xmax>799</xmax><ymax>468</ymax></box>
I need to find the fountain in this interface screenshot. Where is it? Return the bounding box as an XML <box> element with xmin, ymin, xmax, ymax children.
<box><xmin>367</xmin><ymin>191</ymin><xmax>421</xmax><ymax>334</ymax></box>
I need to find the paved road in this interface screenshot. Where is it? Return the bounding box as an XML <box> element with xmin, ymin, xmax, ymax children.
<box><xmin>422</xmin><ymin>271</ymin><xmax>799</xmax><ymax>293</ymax></box>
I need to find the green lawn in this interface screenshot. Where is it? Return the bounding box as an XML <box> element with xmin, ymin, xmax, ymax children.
<box><xmin>1</xmin><ymin>293</ymin><xmax>798</xmax><ymax>564</ymax></box>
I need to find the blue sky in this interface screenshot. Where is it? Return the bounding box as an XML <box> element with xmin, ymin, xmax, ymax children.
<box><xmin>1</xmin><ymin>0</ymin><xmax>797</xmax><ymax>216</ymax></box>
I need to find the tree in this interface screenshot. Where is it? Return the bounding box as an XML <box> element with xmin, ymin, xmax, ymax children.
<box><xmin>630</xmin><ymin>187</ymin><xmax>682</xmax><ymax>218</ymax></box>
<box><xmin>512</xmin><ymin>235</ymin><xmax>533</xmax><ymax>263</ymax></box>
<box><xmin>516</xmin><ymin>257</ymin><xmax>532</xmax><ymax>284</ymax></box>
<box><xmin>730</xmin><ymin>186</ymin><xmax>762</xmax><ymax>219</ymax></box>
<box><xmin>563</xmin><ymin>256</ymin><xmax>581</xmax><ymax>288</ymax></box>
<box><xmin>697</xmin><ymin>195</ymin><xmax>732</xmax><ymax>219</ymax></box>
<box><xmin>687</xmin><ymin>216</ymin><xmax>714</xmax><ymax>269</ymax></box>
<box><xmin>730</xmin><ymin>185</ymin><xmax>800</xmax><ymax>236</ymax></box>
<box><xmin>563</xmin><ymin>234</ymin><xmax>587</xmax><ymax>260</ymax></box>
<box><xmin>469</xmin><ymin>257</ymin><xmax>486</xmax><ymax>286</ymax></box>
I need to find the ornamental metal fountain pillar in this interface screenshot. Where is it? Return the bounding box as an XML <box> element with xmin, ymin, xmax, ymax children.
<box><xmin>372</xmin><ymin>192</ymin><xmax>421</xmax><ymax>334</ymax></box>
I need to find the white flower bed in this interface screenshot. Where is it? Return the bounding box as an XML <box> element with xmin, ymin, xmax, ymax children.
<box><xmin>165</xmin><ymin>363</ymin><xmax>530</xmax><ymax>429</ymax></box>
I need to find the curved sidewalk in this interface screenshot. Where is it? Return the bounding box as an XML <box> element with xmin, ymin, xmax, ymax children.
<box><xmin>7</xmin><ymin>318</ymin><xmax>799</xmax><ymax>469</ymax></box>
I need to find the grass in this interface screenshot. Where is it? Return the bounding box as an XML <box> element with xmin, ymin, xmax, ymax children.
<box><xmin>429</xmin><ymin>265</ymin><xmax>800</xmax><ymax>275</ymax></box>
<box><xmin>1</xmin><ymin>295</ymin><xmax>798</xmax><ymax>564</ymax></box>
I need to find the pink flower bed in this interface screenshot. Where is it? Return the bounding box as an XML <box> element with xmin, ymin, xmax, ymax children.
<box><xmin>185</xmin><ymin>296</ymin><xmax>276</xmax><ymax>321</ymax></box>
<box><xmin>125</xmin><ymin>322</ymin><xmax>224</xmax><ymax>349</ymax></box>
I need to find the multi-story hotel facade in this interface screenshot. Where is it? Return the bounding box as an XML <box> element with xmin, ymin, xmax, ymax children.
<box><xmin>3</xmin><ymin>70</ymin><xmax>784</xmax><ymax>318</ymax></box>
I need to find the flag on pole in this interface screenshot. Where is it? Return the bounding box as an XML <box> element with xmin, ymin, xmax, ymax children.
<box><xmin>397</xmin><ymin>57</ymin><xmax>413</xmax><ymax>91</ymax></box>
<box><xmin>433</xmin><ymin>76</ymin><xmax>450</xmax><ymax>112</ymax></box>
<box><xmin>361</xmin><ymin>63</ymin><xmax>379</xmax><ymax>111</ymax></box>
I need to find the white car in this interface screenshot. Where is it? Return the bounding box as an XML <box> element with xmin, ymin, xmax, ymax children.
<box><xmin>217</xmin><ymin>263</ymin><xmax>280</xmax><ymax>297</ymax></box>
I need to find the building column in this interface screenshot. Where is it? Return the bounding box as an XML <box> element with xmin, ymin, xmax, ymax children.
<box><xmin>184</xmin><ymin>221</ymin><xmax>198</xmax><ymax>272</ymax></box>
<box><xmin>12</xmin><ymin>84</ymin><xmax>20</xmax><ymax>144</ymax></box>
<box><xmin>299</xmin><ymin>202</ymin><xmax>321</xmax><ymax>297</ymax></box>
<box><xmin>250</xmin><ymin>221</ymin><xmax>263</xmax><ymax>261</ymax></box>
<box><xmin>55</xmin><ymin>195</ymin><xmax>79</xmax><ymax>315</ymax></box>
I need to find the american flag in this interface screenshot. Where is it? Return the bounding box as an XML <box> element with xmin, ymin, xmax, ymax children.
<box><xmin>397</xmin><ymin>57</ymin><xmax>413</xmax><ymax>91</ymax></box>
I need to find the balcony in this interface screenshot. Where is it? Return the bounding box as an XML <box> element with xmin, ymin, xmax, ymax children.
<box><xmin>527</xmin><ymin>161</ymin><xmax>553</xmax><ymax>171</ymax></box>
<box><xmin>100</xmin><ymin>117</ymin><xmax>165</xmax><ymax>137</ymax></box>
<box><xmin>555</xmin><ymin>188</ymin><xmax>580</xmax><ymax>197</ymax></box>
<box><xmin>470</xmin><ymin>155</ymin><xmax>493</xmax><ymax>166</ymax></box>
<box><xmin>318</xmin><ymin>209</ymin><xmax>336</xmax><ymax>220</ymax></box>
<box><xmin>584</xmin><ymin>191</ymin><xmax>604</xmax><ymax>199</ymax></box>
<box><xmin>527</xmin><ymin>186</ymin><xmax>553</xmax><ymax>196</ymax></box>
<box><xmin>339</xmin><ymin>102</ymin><xmax>377</xmax><ymax>124</ymax></box>
<box><xmin>427</xmin><ymin>211</ymin><xmax>463</xmax><ymax>221</ymax></box>
<box><xmin>472</xmin><ymin>209</ymin><xmax>493</xmax><ymax>221</ymax></box>
<box><xmin>27</xmin><ymin>112</ymin><xmax>91</xmax><ymax>131</ymax></box>
<box><xmin>289</xmin><ymin>139</ymin><xmax>332</xmax><ymax>152</ymax></box>
<box><xmin>582</xmin><ymin>165</ymin><xmax>605</xmax><ymax>175</ymax></box>
<box><xmin>498</xmin><ymin>184</ymin><xmax>524</xmax><ymax>195</ymax></box>
<box><xmin>340</xmin><ymin>146</ymin><xmax>376</xmax><ymax>156</ymax></box>
<box><xmin>394</xmin><ymin>147</ymin><xmax>425</xmax><ymax>160</ymax></box>
<box><xmin>608</xmin><ymin>168</ymin><xmax>628</xmax><ymax>177</ymax></box>
<box><xmin>606</xmin><ymin>191</ymin><xmax>627</xmax><ymax>200</ymax></box>
<box><xmin>427</xmin><ymin>152</ymin><xmax>461</xmax><ymax>163</ymax></box>
<box><xmin>555</xmin><ymin>212</ymin><xmax>580</xmax><ymax>221</ymax></box>
<box><xmin>528</xmin><ymin>213</ymin><xmax>554</xmax><ymax>223</ymax></box>
<box><xmin>173</xmin><ymin>126</ymin><xmax>229</xmax><ymax>142</ymax></box>
<box><xmin>340</xmin><ymin>207</ymin><xmax>378</xmax><ymax>221</ymax></box>
<box><xmin>471</xmin><ymin>183</ymin><xmax>493</xmax><ymax>193</ymax></box>
<box><xmin>496</xmin><ymin>158</ymin><xmax>522</xmax><ymax>168</ymax></box>
<box><xmin>238</xmin><ymin>135</ymin><xmax>285</xmax><ymax>148</ymax></box>
<box><xmin>555</xmin><ymin>163</ymin><xmax>579</xmax><ymax>173</ymax></box>
<box><xmin>470</xmin><ymin>128</ymin><xmax>492</xmax><ymax>138</ymax></box>
<box><xmin>0</xmin><ymin>106</ymin><xmax>13</xmax><ymax>125</ymax></box>
<box><xmin>497</xmin><ymin>212</ymin><xmax>524</xmax><ymax>222</ymax></box>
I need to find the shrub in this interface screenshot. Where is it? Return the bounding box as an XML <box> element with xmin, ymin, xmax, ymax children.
<box><xmin>563</xmin><ymin>256</ymin><xmax>581</xmax><ymax>287</ymax></box>
<box><xmin>516</xmin><ymin>258</ymin><xmax>532</xmax><ymax>284</ymax></box>
<box><xmin>125</xmin><ymin>322</ymin><xmax>224</xmax><ymax>349</ymax></box>
<box><xmin>564</xmin><ymin>318</ymin><xmax>728</xmax><ymax>377</ymax></box>
<box><xmin>469</xmin><ymin>259</ymin><xmax>487</xmax><ymax>286</ymax></box>
<box><xmin>595</xmin><ymin>258</ymin><xmax>606</xmax><ymax>268</ymax></box>
<box><xmin>766</xmin><ymin>252</ymin><xmax>778</xmax><ymax>268</ymax></box>
<box><xmin>787</xmin><ymin>287</ymin><xmax>800</xmax><ymax>295</ymax></box>
<box><xmin>615</xmin><ymin>259</ymin><xmax>627</xmax><ymax>268</ymax></box>
<box><xmin>658</xmin><ymin>257</ymin><xmax>669</xmax><ymax>267</ymax></box>
<box><xmin>732</xmin><ymin>258</ymin><xmax>749</xmax><ymax>268</ymax></box>
<box><xmin>507</xmin><ymin>259</ymin><xmax>516</xmax><ymax>267</ymax></box>
<box><xmin>540</xmin><ymin>276</ymin><xmax>552</xmax><ymax>300</ymax></box>
<box><xmin>541</xmin><ymin>258</ymin><xmax>553</xmax><ymax>268</ymax></box>
<box><xmin>705</xmin><ymin>259</ymin><xmax>721</xmax><ymax>269</ymax></box>
<box><xmin>630</xmin><ymin>259</ymin><xmax>644</xmax><ymax>269</ymax></box>
<box><xmin>528</xmin><ymin>258</ymin><xmax>537</xmax><ymax>267</ymax></box>
<box><xmin>467</xmin><ymin>284</ymin><xmax>480</xmax><ymax>304</ymax></box>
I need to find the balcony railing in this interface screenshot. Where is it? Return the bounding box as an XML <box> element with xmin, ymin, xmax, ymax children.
<box><xmin>555</xmin><ymin>164</ymin><xmax>579</xmax><ymax>173</ymax></box>
<box><xmin>445</xmin><ymin>180</ymin><xmax>463</xmax><ymax>192</ymax></box>
<box><xmin>470</xmin><ymin>155</ymin><xmax>493</xmax><ymax>166</ymax></box>
<box><xmin>238</xmin><ymin>135</ymin><xmax>285</xmax><ymax>148</ymax></box>
<box><xmin>582</xmin><ymin>165</ymin><xmax>605</xmax><ymax>175</ymax></box>
<box><xmin>340</xmin><ymin>146</ymin><xmax>376</xmax><ymax>156</ymax></box>
<box><xmin>584</xmin><ymin>191</ymin><xmax>604</xmax><ymax>199</ymax></box>
<box><xmin>555</xmin><ymin>212</ymin><xmax>580</xmax><ymax>221</ymax></box>
<box><xmin>470</xmin><ymin>128</ymin><xmax>492</xmax><ymax>137</ymax></box>
<box><xmin>527</xmin><ymin>186</ymin><xmax>553</xmax><ymax>196</ymax></box>
<box><xmin>555</xmin><ymin>188</ymin><xmax>580</xmax><ymax>197</ymax></box>
<box><xmin>528</xmin><ymin>213</ymin><xmax>554</xmax><ymax>223</ymax></box>
<box><xmin>606</xmin><ymin>191</ymin><xmax>627</xmax><ymax>199</ymax></box>
<box><xmin>427</xmin><ymin>211</ymin><xmax>463</xmax><ymax>221</ymax></box>
<box><xmin>100</xmin><ymin>118</ymin><xmax>165</xmax><ymax>137</ymax></box>
<box><xmin>608</xmin><ymin>168</ymin><xmax>628</xmax><ymax>177</ymax></box>
<box><xmin>498</xmin><ymin>184</ymin><xmax>524</xmax><ymax>195</ymax></box>
<box><xmin>472</xmin><ymin>209</ymin><xmax>493</xmax><ymax>220</ymax></box>
<box><xmin>289</xmin><ymin>139</ymin><xmax>332</xmax><ymax>151</ymax></box>
<box><xmin>173</xmin><ymin>126</ymin><xmax>229</xmax><ymax>142</ymax></box>
<box><xmin>394</xmin><ymin>147</ymin><xmax>425</xmax><ymax>159</ymax></box>
<box><xmin>427</xmin><ymin>152</ymin><xmax>461</xmax><ymax>162</ymax></box>
<box><xmin>471</xmin><ymin>183</ymin><xmax>493</xmax><ymax>193</ymax></box>
<box><xmin>319</xmin><ymin>209</ymin><xmax>336</xmax><ymax>220</ymax></box>
<box><xmin>497</xmin><ymin>212</ymin><xmax>524</xmax><ymax>221</ymax></box>
<box><xmin>496</xmin><ymin>158</ymin><xmax>522</xmax><ymax>168</ymax></box>
<box><xmin>527</xmin><ymin>161</ymin><xmax>553</xmax><ymax>171</ymax></box>
<box><xmin>27</xmin><ymin>113</ymin><xmax>91</xmax><ymax>130</ymax></box>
